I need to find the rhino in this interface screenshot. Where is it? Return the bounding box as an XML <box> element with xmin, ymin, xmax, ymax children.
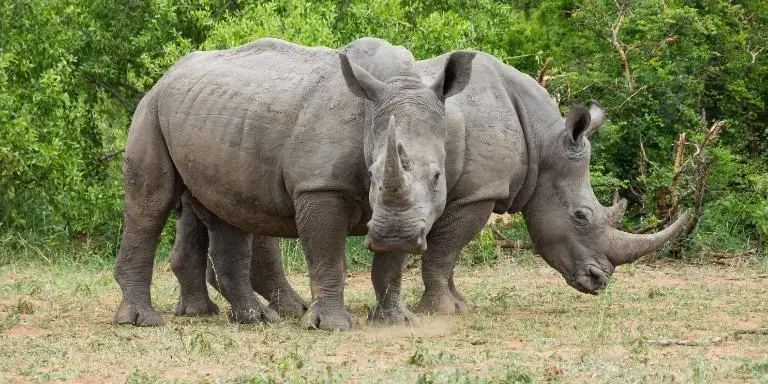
<box><xmin>112</xmin><ymin>37</ymin><xmax>476</xmax><ymax>330</ymax></box>
<box><xmin>170</xmin><ymin>48</ymin><xmax>691</xmax><ymax>326</ymax></box>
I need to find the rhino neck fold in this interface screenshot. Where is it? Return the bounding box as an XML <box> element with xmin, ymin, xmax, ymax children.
<box><xmin>507</xmin><ymin>95</ymin><xmax>540</xmax><ymax>213</ymax></box>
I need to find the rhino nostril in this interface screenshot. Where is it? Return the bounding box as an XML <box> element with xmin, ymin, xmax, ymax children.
<box><xmin>589</xmin><ymin>266</ymin><xmax>607</xmax><ymax>288</ymax></box>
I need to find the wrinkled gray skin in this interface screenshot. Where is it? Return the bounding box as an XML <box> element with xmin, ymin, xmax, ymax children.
<box><xmin>112</xmin><ymin>37</ymin><xmax>475</xmax><ymax>330</ymax></box>
<box><xmin>171</xmin><ymin>50</ymin><xmax>690</xmax><ymax>327</ymax></box>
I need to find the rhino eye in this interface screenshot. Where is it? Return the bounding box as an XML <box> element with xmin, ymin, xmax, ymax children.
<box><xmin>430</xmin><ymin>171</ymin><xmax>441</xmax><ymax>191</ymax></box>
<box><xmin>571</xmin><ymin>208</ymin><xmax>592</xmax><ymax>227</ymax></box>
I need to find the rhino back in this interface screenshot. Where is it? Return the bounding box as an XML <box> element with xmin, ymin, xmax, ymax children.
<box><xmin>150</xmin><ymin>39</ymin><xmax>368</xmax><ymax>235</ymax></box>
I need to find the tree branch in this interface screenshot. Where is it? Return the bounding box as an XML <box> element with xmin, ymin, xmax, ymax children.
<box><xmin>83</xmin><ymin>73</ymin><xmax>135</xmax><ymax>112</ymax></box>
<box><xmin>611</xmin><ymin>0</ymin><xmax>635</xmax><ymax>90</ymax></box>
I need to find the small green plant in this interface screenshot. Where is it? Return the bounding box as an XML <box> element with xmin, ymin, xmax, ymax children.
<box><xmin>11</xmin><ymin>298</ymin><xmax>35</xmax><ymax>315</ymax></box>
<box><xmin>647</xmin><ymin>287</ymin><xmax>667</xmax><ymax>299</ymax></box>
<box><xmin>626</xmin><ymin>337</ymin><xmax>649</xmax><ymax>364</ymax></box>
<box><xmin>125</xmin><ymin>369</ymin><xmax>158</xmax><ymax>384</ymax></box>
<box><xmin>408</xmin><ymin>345</ymin><xmax>455</xmax><ymax>367</ymax></box>
<box><xmin>740</xmin><ymin>361</ymin><xmax>768</xmax><ymax>381</ymax></box>
<box><xmin>461</xmin><ymin>228</ymin><xmax>497</xmax><ymax>266</ymax></box>
<box><xmin>189</xmin><ymin>329</ymin><xmax>215</xmax><ymax>355</ymax></box>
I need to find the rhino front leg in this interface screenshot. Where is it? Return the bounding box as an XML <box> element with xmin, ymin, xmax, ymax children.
<box><xmin>170</xmin><ymin>194</ymin><xmax>219</xmax><ymax>316</ymax></box>
<box><xmin>249</xmin><ymin>236</ymin><xmax>308</xmax><ymax>318</ymax></box>
<box><xmin>187</xmin><ymin>199</ymin><xmax>279</xmax><ymax>324</ymax></box>
<box><xmin>295</xmin><ymin>192</ymin><xmax>354</xmax><ymax>331</ymax></box>
<box><xmin>368</xmin><ymin>252</ymin><xmax>419</xmax><ymax>325</ymax></box>
<box><xmin>417</xmin><ymin>200</ymin><xmax>494</xmax><ymax>314</ymax></box>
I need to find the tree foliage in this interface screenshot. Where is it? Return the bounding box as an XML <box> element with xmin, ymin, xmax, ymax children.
<box><xmin>1</xmin><ymin>0</ymin><xmax>765</xmax><ymax>255</ymax></box>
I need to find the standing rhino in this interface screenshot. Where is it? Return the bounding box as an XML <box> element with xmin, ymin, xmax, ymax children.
<box><xmin>170</xmin><ymin>49</ymin><xmax>690</xmax><ymax>327</ymax></box>
<box><xmin>112</xmin><ymin>37</ymin><xmax>475</xmax><ymax>330</ymax></box>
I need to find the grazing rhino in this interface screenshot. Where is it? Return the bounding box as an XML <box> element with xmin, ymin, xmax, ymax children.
<box><xmin>170</xmin><ymin>49</ymin><xmax>691</xmax><ymax>327</ymax></box>
<box><xmin>112</xmin><ymin>37</ymin><xmax>475</xmax><ymax>330</ymax></box>
<box><xmin>395</xmin><ymin>51</ymin><xmax>690</xmax><ymax>316</ymax></box>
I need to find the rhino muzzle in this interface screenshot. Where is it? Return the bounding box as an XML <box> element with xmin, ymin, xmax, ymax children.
<box><xmin>364</xmin><ymin>223</ymin><xmax>427</xmax><ymax>254</ymax></box>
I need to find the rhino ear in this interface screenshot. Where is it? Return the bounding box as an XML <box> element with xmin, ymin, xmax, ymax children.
<box><xmin>565</xmin><ymin>103</ymin><xmax>591</xmax><ymax>145</ymax></box>
<box><xmin>430</xmin><ymin>51</ymin><xmax>476</xmax><ymax>102</ymax></box>
<box><xmin>584</xmin><ymin>101</ymin><xmax>605</xmax><ymax>137</ymax></box>
<box><xmin>339</xmin><ymin>53</ymin><xmax>386</xmax><ymax>102</ymax></box>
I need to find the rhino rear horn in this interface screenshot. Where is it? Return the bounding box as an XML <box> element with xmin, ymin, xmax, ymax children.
<box><xmin>604</xmin><ymin>198</ymin><xmax>627</xmax><ymax>228</ymax></box>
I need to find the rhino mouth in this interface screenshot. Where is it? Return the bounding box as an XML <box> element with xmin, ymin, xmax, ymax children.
<box><xmin>364</xmin><ymin>229</ymin><xmax>427</xmax><ymax>254</ymax></box>
<box><xmin>566</xmin><ymin>264</ymin><xmax>612</xmax><ymax>295</ymax></box>
<box><xmin>365</xmin><ymin>217</ymin><xmax>428</xmax><ymax>254</ymax></box>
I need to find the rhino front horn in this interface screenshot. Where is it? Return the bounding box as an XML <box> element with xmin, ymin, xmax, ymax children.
<box><xmin>382</xmin><ymin>115</ymin><xmax>409</xmax><ymax>197</ymax></box>
<box><xmin>603</xmin><ymin>209</ymin><xmax>692</xmax><ymax>265</ymax></box>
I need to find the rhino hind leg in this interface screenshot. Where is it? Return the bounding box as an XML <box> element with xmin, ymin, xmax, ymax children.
<box><xmin>368</xmin><ymin>251</ymin><xmax>419</xmax><ymax>326</ymax></box>
<box><xmin>417</xmin><ymin>201</ymin><xmax>494</xmax><ymax>314</ymax></box>
<box><xmin>170</xmin><ymin>193</ymin><xmax>219</xmax><ymax>317</ymax></box>
<box><xmin>249</xmin><ymin>236</ymin><xmax>308</xmax><ymax>318</ymax></box>
<box><xmin>113</xmin><ymin>95</ymin><xmax>182</xmax><ymax>326</ymax></box>
<box><xmin>186</xmin><ymin>196</ymin><xmax>279</xmax><ymax>324</ymax></box>
<box><xmin>295</xmin><ymin>192</ymin><xmax>355</xmax><ymax>331</ymax></box>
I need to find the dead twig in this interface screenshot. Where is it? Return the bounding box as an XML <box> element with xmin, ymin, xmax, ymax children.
<box><xmin>497</xmin><ymin>240</ymin><xmax>534</xmax><ymax>250</ymax></box>
<box><xmin>99</xmin><ymin>148</ymin><xmax>125</xmax><ymax>163</ymax></box>
<box><xmin>536</xmin><ymin>57</ymin><xmax>553</xmax><ymax>88</ymax></box>
<box><xmin>632</xmin><ymin>120</ymin><xmax>725</xmax><ymax>236</ymax></box>
<box><xmin>611</xmin><ymin>0</ymin><xmax>635</xmax><ymax>90</ymax></box>
<box><xmin>646</xmin><ymin>336</ymin><xmax>725</xmax><ymax>347</ymax></box>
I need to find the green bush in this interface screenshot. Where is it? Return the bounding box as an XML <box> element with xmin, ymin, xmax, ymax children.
<box><xmin>1</xmin><ymin>0</ymin><xmax>765</xmax><ymax>263</ymax></box>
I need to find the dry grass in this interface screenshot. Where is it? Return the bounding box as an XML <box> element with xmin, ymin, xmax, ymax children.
<box><xmin>1</xmin><ymin>256</ymin><xmax>767</xmax><ymax>383</ymax></box>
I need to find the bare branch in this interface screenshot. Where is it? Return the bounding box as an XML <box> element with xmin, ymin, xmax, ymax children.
<box><xmin>536</xmin><ymin>57</ymin><xmax>553</xmax><ymax>88</ymax></box>
<box><xmin>99</xmin><ymin>149</ymin><xmax>125</xmax><ymax>163</ymax></box>
<box><xmin>617</xmin><ymin>84</ymin><xmax>648</xmax><ymax>110</ymax></box>
<box><xmin>611</xmin><ymin>0</ymin><xmax>635</xmax><ymax>90</ymax></box>
<box><xmin>84</xmin><ymin>74</ymin><xmax>135</xmax><ymax>112</ymax></box>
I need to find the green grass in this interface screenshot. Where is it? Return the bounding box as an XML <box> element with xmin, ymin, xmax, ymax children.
<box><xmin>1</xmin><ymin>247</ymin><xmax>767</xmax><ymax>383</ymax></box>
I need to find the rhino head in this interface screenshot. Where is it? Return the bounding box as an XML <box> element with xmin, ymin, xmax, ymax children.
<box><xmin>339</xmin><ymin>51</ymin><xmax>476</xmax><ymax>254</ymax></box>
<box><xmin>522</xmin><ymin>103</ymin><xmax>691</xmax><ymax>294</ymax></box>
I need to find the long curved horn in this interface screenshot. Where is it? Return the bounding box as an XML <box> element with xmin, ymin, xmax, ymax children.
<box><xmin>602</xmin><ymin>209</ymin><xmax>692</xmax><ymax>265</ymax></box>
<box><xmin>382</xmin><ymin>116</ymin><xmax>408</xmax><ymax>196</ymax></box>
<box><xmin>604</xmin><ymin>198</ymin><xmax>627</xmax><ymax>228</ymax></box>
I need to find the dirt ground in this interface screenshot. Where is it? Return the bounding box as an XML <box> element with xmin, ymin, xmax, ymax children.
<box><xmin>0</xmin><ymin>256</ymin><xmax>766</xmax><ymax>383</ymax></box>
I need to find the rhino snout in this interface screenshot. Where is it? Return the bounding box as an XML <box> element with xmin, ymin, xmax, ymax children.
<box><xmin>364</xmin><ymin>224</ymin><xmax>427</xmax><ymax>254</ymax></box>
<box><xmin>567</xmin><ymin>265</ymin><xmax>612</xmax><ymax>295</ymax></box>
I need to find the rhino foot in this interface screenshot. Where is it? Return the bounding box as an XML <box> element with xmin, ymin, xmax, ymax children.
<box><xmin>300</xmin><ymin>303</ymin><xmax>354</xmax><ymax>331</ymax></box>
<box><xmin>113</xmin><ymin>299</ymin><xmax>163</xmax><ymax>326</ymax></box>
<box><xmin>267</xmin><ymin>290</ymin><xmax>309</xmax><ymax>319</ymax></box>
<box><xmin>227</xmin><ymin>304</ymin><xmax>280</xmax><ymax>324</ymax></box>
<box><xmin>416</xmin><ymin>292</ymin><xmax>469</xmax><ymax>315</ymax></box>
<box><xmin>173</xmin><ymin>295</ymin><xmax>220</xmax><ymax>317</ymax></box>
<box><xmin>368</xmin><ymin>303</ymin><xmax>420</xmax><ymax>326</ymax></box>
